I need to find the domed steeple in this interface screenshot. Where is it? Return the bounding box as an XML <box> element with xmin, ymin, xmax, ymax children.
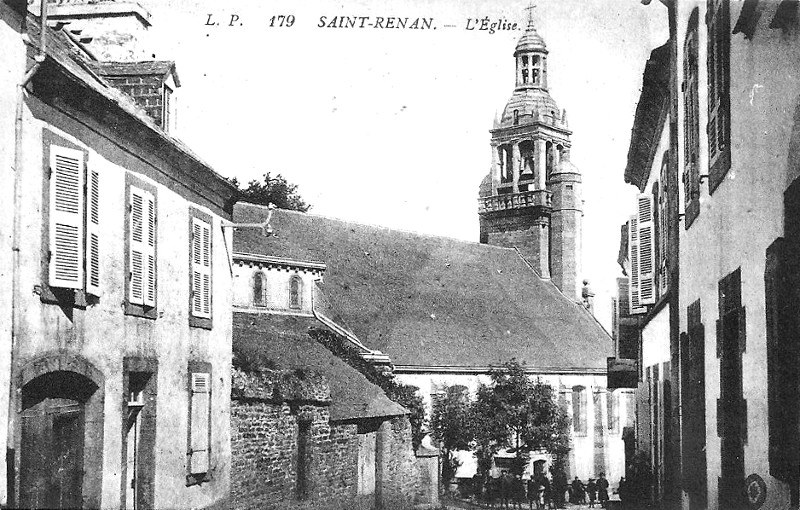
<box><xmin>500</xmin><ymin>5</ymin><xmax>561</xmax><ymax>128</ymax></box>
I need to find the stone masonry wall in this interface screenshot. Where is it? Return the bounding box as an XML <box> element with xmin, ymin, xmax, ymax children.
<box><xmin>378</xmin><ymin>415</ymin><xmax>419</xmax><ymax>509</ymax></box>
<box><xmin>231</xmin><ymin>368</ymin><xmax>367</xmax><ymax>510</ymax></box>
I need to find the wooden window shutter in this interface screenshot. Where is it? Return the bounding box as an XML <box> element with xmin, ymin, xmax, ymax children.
<box><xmin>86</xmin><ymin>165</ymin><xmax>101</xmax><ymax>296</ymax></box>
<box><xmin>191</xmin><ymin>218</ymin><xmax>212</xmax><ymax>318</ymax></box>
<box><xmin>49</xmin><ymin>145</ymin><xmax>85</xmax><ymax>289</ymax></box>
<box><xmin>684</xmin><ymin>9</ymin><xmax>701</xmax><ymax>225</ymax></box>
<box><xmin>629</xmin><ymin>215</ymin><xmax>645</xmax><ymax>314</ymax></box>
<box><xmin>129</xmin><ymin>187</ymin><xmax>154</xmax><ymax>306</ymax></box>
<box><xmin>189</xmin><ymin>372</ymin><xmax>211</xmax><ymax>474</ymax></box>
<box><xmin>707</xmin><ymin>0</ymin><xmax>731</xmax><ymax>192</ymax></box>
<box><xmin>637</xmin><ymin>194</ymin><xmax>656</xmax><ymax>305</ymax></box>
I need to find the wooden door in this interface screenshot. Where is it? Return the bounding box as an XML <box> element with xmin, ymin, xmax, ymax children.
<box><xmin>20</xmin><ymin>398</ymin><xmax>84</xmax><ymax>509</ymax></box>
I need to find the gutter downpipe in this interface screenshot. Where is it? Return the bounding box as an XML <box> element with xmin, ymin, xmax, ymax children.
<box><xmin>7</xmin><ymin>2</ymin><xmax>46</xmax><ymax>505</ymax></box>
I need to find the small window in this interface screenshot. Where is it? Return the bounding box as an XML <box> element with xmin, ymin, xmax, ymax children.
<box><xmin>253</xmin><ymin>271</ymin><xmax>267</xmax><ymax>307</ymax></box>
<box><xmin>187</xmin><ymin>363</ymin><xmax>212</xmax><ymax>485</ymax></box>
<box><xmin>513</xmin><ymin>110</ymin><xmax>519</xmax><ymax>125</ymax></box>
<box><xmin>289</xmin><ymin>275</ymin><xmax>303</xmax><ymax>309</ymax></box>
<box><xmin>607</xmin><ymin>390</ymin><xmax>620</xmax><ymax>432</ymax></box>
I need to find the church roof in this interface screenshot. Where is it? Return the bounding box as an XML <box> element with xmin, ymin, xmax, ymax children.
<box><xmin>233</xmin><ymin>203</ymin><xmax>612</xmax><ymax>373</ymax></box>
<box><xmin>233</xmin><ymin>313</ymin><xmax>407</xmax><ymax>421</ymax></box>
<box><xmin>500</xmin><ymin>88</ymin><xmax>561</xmax><ymax>127</ymax></box>
<box><xmin>515</xmin><ymin>22</ymin><xmax>547</xmax><ymax>54</ymax></box>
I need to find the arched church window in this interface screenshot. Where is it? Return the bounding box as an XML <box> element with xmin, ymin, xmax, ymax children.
<box><xmin>289</xmin><ymin>275</ymin><xmax>303</xmax><ymax>309</ymax></box>
<box><xmin>572</xmin><ymin>385</ymin><xmax>588</xmax><ymax>436</ymax></box>
<box><xmin>253</xmin><ymin>271</ymin><xmax>267</xmax><ymax>307</ymax></box>
<box><xmin>607</xmin><ymin>389</ymin><xmax>620</xmax><ymax>432</ymax></box>
<box><xmin>513</xmin><ymin>110</ymin><xmax>519</xmax><ymax>126</ymax></box>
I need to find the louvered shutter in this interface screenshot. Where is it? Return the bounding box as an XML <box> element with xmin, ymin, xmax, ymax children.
<box><xmin>189</xmin><ymin>372</ymin><xmax>211</xmax><ymax>474</ymax></box>
<box><xmin>144</xmin><ymin>194</ymin><xmax>156</xmax><ymax>307</ymax></box>
<box><xmin>629</xmin><ymin>215</ymin><xmax>645</xmax><ymax>314</ymax></box>
<box><xmin>86</xmin><ymin>165</ymin><xmax>101</xmax><ymax>296</ymax></box>
<box><xmin>637</xmin><ymin>194</ymin><xmax>656</xmax><ymax>305</ymax></box>
<box><xmin>191</xmin><ymin>217</ymin><xmax>212</xmax><ymax>318</ymax></box>
<box><xmin>706</xmin><ymin>0</ymin><xmax>731</xmax><ymax>191</ymax></box>
<box><xmin>49</xmin><ymin>146</ymin><xmax>85</xmax><ymax>289</ymax></box>
<box><xmin>129</xmin><ymin>187</ymin><xmax>155</xmax><ymax>306</ymax></box>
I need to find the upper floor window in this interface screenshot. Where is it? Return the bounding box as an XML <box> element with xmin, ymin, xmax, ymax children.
<box><xmin>289</xmin><ymin>275</ymin><xmax>303</xmax><ymax>309</ymax></box>
<box><xmin>190</xmin><ymin>213</ymin><xmax>212</xmax><ymax>324</ymax></box>
<box><xmin>607</xmin><ymin>390</ymin><xmax>620</xmax><ymax>433</ymax></box>
<box><xmin>46</xmin><ymin>142</ymin><xmax>102</xmax><ymax>298</ymax></box>
<box><xmin>683</xmin><ymin>8</ymin><xmax>701</xmax><ymax>225</ymax></box>
<box><xmin>129</xmin><ymin>185</ymin><xmax>156</xmax><ymax>308</ymax></box>
<box><xmin>253</xmin><ymin>271</ymin><xmax>267</xmax><ymax>307</ymax></box>
<box><xmin>707</xmin><ymin>0</ymin><xmax>731</xmax><ymax>193</ymax></box>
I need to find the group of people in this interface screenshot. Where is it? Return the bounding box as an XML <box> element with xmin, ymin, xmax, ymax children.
<box><xmin>567</xmin><ymin>473</ymin><xmax>610</xmax><ymax>507</ymax></box>
<box><xmin>473</xmin><ymin>470</ymin><xmax>623</xmax><ymax>509</ymax></box>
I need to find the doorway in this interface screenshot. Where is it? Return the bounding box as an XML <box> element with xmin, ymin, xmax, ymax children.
<box><xmin>19</xmin><ymin>370</ymin><xmax>98</xmax><ymax>509</ymax></box>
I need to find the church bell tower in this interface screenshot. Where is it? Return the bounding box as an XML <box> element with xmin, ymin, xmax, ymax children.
<box><xmin>478</xmin><ymin>8</ymin><xmax>583</xmax><ymax>301</ymax></box>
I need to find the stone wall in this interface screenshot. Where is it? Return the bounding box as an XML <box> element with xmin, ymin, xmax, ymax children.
<box><xmin>378</xmin><ymin>416</ymin><xmax>419</xmax><ymax>508</ymax></box>
<box><xmin>231</xmin><ymin>369</ymin><xmax>422</xmax><ymax>510</ymax></box>
<box><xmin>231</xmin><ymin>368</ymin><xmax>365</xmax><ymax>510</ymax></box>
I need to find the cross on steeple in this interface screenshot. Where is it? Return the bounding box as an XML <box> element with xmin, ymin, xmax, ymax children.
<box><xmin>524</xmin><ymin>2</ymin><xmax>536</xmax><ymax>27</ymax></box>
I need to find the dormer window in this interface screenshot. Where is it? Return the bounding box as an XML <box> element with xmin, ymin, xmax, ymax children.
<box><xmin>289</xmin><ymin>275</ymin><xmax>303</xmax><ymax>309</ymax></box>
<box><xmin>253</xmin><ymin>271</ymin><xmax>267</xmax><ymax>307</ymax></box>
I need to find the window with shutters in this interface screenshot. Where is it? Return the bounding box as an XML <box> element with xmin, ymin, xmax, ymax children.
<box><xmin>707</xmin><ymin>0</ymin><xmax>731</xmax><ymax>193</ymax></box>
<box><xmin>189</xmin><ymin>209</ymin><xmax>213</xmax><ymax>329</ymax></box>
<box><xmin>680</xmin><ymin>300</ymin><xmax>707</xmax><ymax>506</ymax></box>
<box><xmin>187</xmin><ymin>362</ymin><xmax>212</xmax><ymax>485</ymax></box>
<box><xmin>657</xmin><ymin>155</ymin><xmax>669</xmax><ymax>299</ymax></box>
<box><xmin>44</xmin><ymin>138</ymin><xmax>102</xmax><ymax>303</ymax></box>
<box><xmin>125</xmin><ymin>176</ymin><xmax>157</xmax><ymax>319</ymax></box>
<box><xmin>716</xmin><ymin>268</ymin><xmax>747</xmax><ymax>509</ymax></box>
<box><xmin>629</xmin><ymin>193</ymin><xmax>656</xmax><ymax>314</ymax></box>
<box><xmin>684</xmin><ymin>9</ymin><xmax>701</xmax><ymax>226</ymax></box>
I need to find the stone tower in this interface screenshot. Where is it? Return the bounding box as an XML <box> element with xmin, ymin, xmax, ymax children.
<box><xmin>478</xmin><ymin>10</ymin><xmax>582</xmax><ymax>301</ymax></box>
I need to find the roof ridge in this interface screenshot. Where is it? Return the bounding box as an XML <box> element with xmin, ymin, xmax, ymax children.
<box><xmin>237</xmin><ymin>201</ymin><xmax>522</xmax><ymax>253</ymax></box>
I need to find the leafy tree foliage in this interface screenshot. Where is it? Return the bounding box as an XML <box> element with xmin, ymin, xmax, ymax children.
<box><xmin>474</xmin><ymin>359</ymin><xmax>571</xmax><ymax>476</ymax></box>
<box><xmin>431</xmin><ymin>385</ymin><xmax>475</xmax><ymax>482</ymax></box>
<box><xmin>229</xmin><ymin>173</ymin><xmax>310</xmax><ymax>212</ymax></box>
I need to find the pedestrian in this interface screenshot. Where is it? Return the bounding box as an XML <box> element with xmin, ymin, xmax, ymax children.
<box><xmin>570</xmin><ymin>477</ymin><xmax>585</xmax><ymax>504</ymax></box>
<box><xmin>597</xmin><ymin>472</ymin><xmax>610</xmax><ymax>508</ymax></box>
<box><xmin>513</xmin><ymin>474</ymin><xmax>527</xmax><ymax>509</ymax></box>
<box><xmin>541</xmin><ymin>474</ymin><xmax>552</xmax><ymax>509</ymax></box>
<box><xmin>586</xmin><ymin>478</ymin><xmax>598</xmax><ymax>508</ymax></box>
<box><xmin>617</xmin><ymin>477</ymin><xmax>628</xmax><ymax>509</ymax></box>
<box><xmin>500</xmin><ymin>471</ymin><xmax>513</xmax><ymax>509</ymax></box>
<box><xmin>527</xmin><ymin>475</ymin><xmax>539</xmax><ymax>510</ymax></box>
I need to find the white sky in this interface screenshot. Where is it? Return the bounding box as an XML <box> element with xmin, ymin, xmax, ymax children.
<box><xmin>140</xmin><ymin>0</ymin><xmax>669</xmax><ymax>331</ymax></box>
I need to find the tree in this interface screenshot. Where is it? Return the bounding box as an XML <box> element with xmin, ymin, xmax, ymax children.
<box><xmin>473</xmin><ymin>359</ymin><xmax>571</xmax><ymax>477</ymax></box>
<box><xmin>229</xmin><ymin>173</ymin><xmax>310</xmax><ymax>212</ymax></box>
<box><xmin>431</xmin><ymin>384</ymin><xmax>475</xmax><ymax>483</ymax></box>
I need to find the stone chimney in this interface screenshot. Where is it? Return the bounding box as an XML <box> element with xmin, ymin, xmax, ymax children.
<box><xmin>41</xmin><ymin>0</ymin><xmax>180</xmax><ymax>132</ymax></box>
<box><xmin>44</xmin><ymin>0</ymin><xmax>153</xmax><ymax>61</ymax></box>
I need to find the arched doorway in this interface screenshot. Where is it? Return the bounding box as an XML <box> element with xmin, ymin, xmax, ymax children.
<box><xmin>16</xmin><ymin>359</ymin><xmax>104</xmax><ymax>509</ymax></box>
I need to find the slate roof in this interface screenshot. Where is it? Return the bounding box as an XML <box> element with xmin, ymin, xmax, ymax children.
<box><xmin>234</xmin><ymin>202</ymin><xmax>612</xmax><ymax>373</ymax></box>
<box><xmin>90</xmin><ymin>60</ymin><xmax>181</xmax><ymax>86</ymax></box>
<box><xmin>23</xmin><ymin>15</ymin><xmax>236</xmax><ymax>210</ymax></box>
<box><xmin>623</xmin><ymin>43</ymin><xmax>670</xmax><ymax>191</ymax></box>
<box><xmin>233</xmin><ymin>313</ymin><xmax>407</xmax><ymax>421</ymax></box>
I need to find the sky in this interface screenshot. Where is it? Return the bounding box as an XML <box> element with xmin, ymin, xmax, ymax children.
<box><xmin>138</xmin><ymin>0</ymin><xmax>669</xmax><ymax>331</ymax></box>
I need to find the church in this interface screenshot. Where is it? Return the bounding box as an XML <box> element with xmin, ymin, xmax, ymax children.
<box><xmin>231</xmin><ymin>11</ymin><xmax>631</xmax><ymax>485</ymax></box>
